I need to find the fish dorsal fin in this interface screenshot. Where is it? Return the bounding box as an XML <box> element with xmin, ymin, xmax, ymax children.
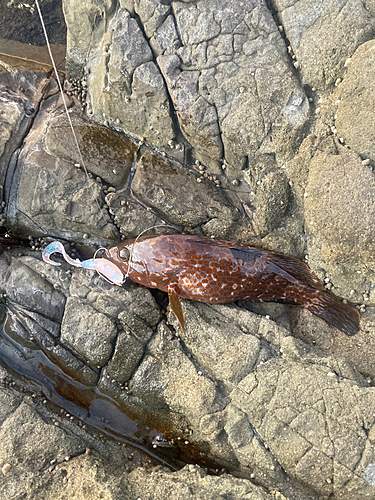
<box><xmin>267</xmin><ymin>252</ymin><xmax>324</xmax><ymax>291</ymax></box>
<box><xmin>168</xmin><ymin>285</ymin><xmax>185</xmax><ymax>334</ymax></box>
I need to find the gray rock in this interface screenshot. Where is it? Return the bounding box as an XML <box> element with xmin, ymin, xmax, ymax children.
<box><xmin>62</xmin><ymin>0</ymin><xmax>116</xmax><ymax>77</ymax></box>
<box><xmin>61</xmin><ymin>296</ymin><xmax>118</xmax><ymax>366</ymax></box>
<box><xmin>253</xmin><ymin>171</ymin><xmax>291</xmax><ymax>236</ymax></box>
<box><xmin>291</xmin><ymin>306</ymin><xmax>375</xmax><ymax>381</ymax></box>
<box><xmin>131</xmin><ymin>151</ymin><xmax>240</xmax><ymax>236</ymax></box>
<box><xmin>86</xmin><ymin>8</ymin><xmax>175</xmax><ymax>145</ymax></box>
<box><xmin>167</xmin><ymin>301</ymin><xmax>263</xmax><ymax>390</ymax></box>
<box><xmin>127</xmin><ymin>465</ymin><xmax>273</xmax><ymax>500</ymax></box>
<box><xmin>274</xmin><ymin>0</ymin><xmax>375</xmax><ymax>91</ymax></box>
<box><xmin>335</xmin><ymin>40</ymin><xmax>375</xmax><ymax>164</ymax></box>
<box><xmin>304</xmin><ymin>138</ymin><xmax>375</xmax><ymax>300</ymax></box>
<box><xmin>158</xmin><ymin>0</ymin><xmax>310</xmax><ymax>173</ymax></box>
<box><xmin>0</xmin><ymin>400</ymin><xmax>85</xmax><ymax>499</ymax></box>
<box><xmin>5</xmin><ymin>96</ymin><xmax>119</xmax><ymax>246</ymax></box>
<box><xmin>134</xmin><ymin>0</ymin><xmax>171</xmax><ymax>40</ymax></box>
<box><xmin>229</xmin><ymin>338</ymin><xmax>375</xmax><ymax>498</ymax></box>
<box><xmin>106</xmin><ymin>331</ymin><xmax>146</xmax><ymax>384</ymax></box>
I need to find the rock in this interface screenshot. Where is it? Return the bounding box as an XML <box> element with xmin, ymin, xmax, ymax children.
<box><xmin>335</xmin><ymin>40</ymin><xmax>375</xmax><ymax>164</ymax></box>
<box><xmin>0</xmin><ymin>61</ymin><xmax>50</xmax><ymax>206</ymax></box>
<box><xmin>63</xmin><ymin>0</ymin><xmax>310</xmax><ymax>174</ymax></box>
<box><xmin>274</xmin><ymin>0</ymin><xmax>375</xmax><ymax>90</ymax></box>
<box><xmin>157</xmin><ymin>0</ymin><xmax>310</xmax><ymax>173</ymax></box>
<box><xmin>229</xmin><ymin>337</ymin><xmax>375</xmax><ymax>498</ymax></box>
<box><xmin>44</xmin><ymin>110</ymin><xmax>139</xmax><ymax>188</ymax></box>
<box><xmin>5</xmin><ymin>96</ymin><xmax>119</xmax><ymax>246</ymax></box>
<box><xmin>253</xmin><ymin>171</ymin><xmax>291</xmax><ymax>236</ymax></box>
<box><xmin>0</xmin><ymin>89</ymin><xmax>32</xmax><ymax>205</ymax></box>
<box><xmin>167</xmin><ymin>301</ymin><xmax>263</xmax><ymax>390</ymax></box>
<box><xmin>85</xmin><ymin>7</ymin><xmax>175</xmax><ymax>145</ymax></box>
<box><xmin>0</xmin><ymin>382</ymin><xmax>156</xmax><ymax>500</ymax></box>
<box><xmin>106</xmin><ymin>331</ymin><xmax>146</xmax><ymax>384</ymax></box>
<box><xmin>304</xmin><ymin>138</ymin><xmax>375</xmax><ymax>300</ymax></box>
<box><xmin>131</xmin><ymin>151</ymin><xmax>240</xmax><ymax>237</ymax></box>
<box><xmin>291</xmin><ymin>306</ymin><xmax>375</xmax><ymax>381</ymax></box>
<box><xmin>62</xmin><ymin>0</ymin><xmax>115</xmax><ymax>77</ymax></box>
<box><xmin>127</xmin><ymin>465</ymin><xmax>273</xmax><ymax>500</ymax></box>
<box><xmin>2</xmin><ymin>1</ymin><xmax>375</xmax><ymax>499</ymax></box>
<box><xmin>0</xmin><ymin>400</ymin><xmax>85</xmax><ymax>499</ymax></box>
<box><xmin>61</xmin><ymin>297</ymin><xmax>118</xmax><ymax>367</ymax></box>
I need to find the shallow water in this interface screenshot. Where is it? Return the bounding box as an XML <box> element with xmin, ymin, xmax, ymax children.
<box><xmin>0</xmin><ymin>317</ymin><xmax>180</xmax><ymax>469</ymax></box>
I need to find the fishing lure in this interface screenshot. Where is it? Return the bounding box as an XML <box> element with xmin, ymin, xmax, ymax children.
<box><xmin>42</xmin><ymin>241</ymin><xmax>125</xmax><ymax>285</ymax></box>
<box><xmin>43</xmin><ymin>235</ymin><xmax>360</xmax><ymax>336</ymax></box>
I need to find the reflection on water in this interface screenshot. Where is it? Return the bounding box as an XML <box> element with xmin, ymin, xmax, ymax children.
<box><xmin>0</xmin><ymin>321</ymin><xmax>177</xmax><ymax>469</ymax></box>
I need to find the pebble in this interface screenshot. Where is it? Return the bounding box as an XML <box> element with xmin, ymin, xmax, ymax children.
<box><xmin>2</xmin><ymin>464</ymin><xmax>11</xmax><ymax>475</ymax></box>
<box><xmin>362</xmin><ymin>159</ymin><xmax>370</xmax><ymax>166</ymax></box>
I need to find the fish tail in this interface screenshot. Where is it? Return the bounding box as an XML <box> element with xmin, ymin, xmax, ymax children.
<box><xmin>306</xmin><ymin>290</ymin><xmax>360</xmax><ymax>336</ymax></box>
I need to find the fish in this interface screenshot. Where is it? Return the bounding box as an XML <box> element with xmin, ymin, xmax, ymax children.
<box><xmin>104</xmin><ymin>234</ymin><xmax>360</xmax><ymax>336</ymax></box>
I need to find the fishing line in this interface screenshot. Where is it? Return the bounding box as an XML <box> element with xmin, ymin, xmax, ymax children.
<box><xmin>34</xmin><ymin>0</ymin><xmax>101</xmax><ymax>211</ymax></box>
<box><xmin>125</xmin><ymin>224</ymin><xmax>177</xmax><ymax>279</ymax></box>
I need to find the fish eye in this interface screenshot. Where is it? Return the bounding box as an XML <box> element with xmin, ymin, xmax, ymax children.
<box><xmin>118</xmin><ymin>247</ymin><xmax>130</xmax><ymax>261</ymax></box>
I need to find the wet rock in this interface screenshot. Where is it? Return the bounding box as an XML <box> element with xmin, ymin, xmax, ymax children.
<box><xmin>0</xmin><ymin>59</ymin><xmax>50</xmax><ymax>206</ymax></box>
<box><xmin>106</xmin><ymin>331</ymin><xmax>145</xmax><ymax>384</ymax></box>
<box><xmin>0</xmin><ymin>90</ymin><xmax>32</xmax><ymax>205</ymax></box>
<box><xmin>44</xmin><ymin>110</ymin><xmax>139</xmax><ymax>187</ymax></box>
<box><xmin>274</xmin><ymin>0</ymin><xmax>375</xmax><ymax>91</ymax></box>
<box><xmin>5</xmin><ymin>96</ymin><xmax>119</xmax><ymax>246</ymax></box>
<box><xmin>0</xmin><ymin>255</ymin><xmax>66</xmax><ymax>320</ymax></box>
<box><xmin>335</xmin><ymin>40</ymin><xmax>375</xmax><ymax>164</ymax></box>
<box><xmin>304</xmin><ymin>138</ymin><xmax>375</xmax><ymax>300</ymax></box>
<box><xmin>0</xmin><ymin>381</ymin><xmax>156</xmax><ymax>500</ymax></box>
<box><xmin>132</xmin><ymin>152</ymin><xmax>240</xmax><ymax>236</ymax></box>
<box><xmin>61</xmin><ymin>297</ymin><xmax>118</xmax><ymax>367</ymax></box>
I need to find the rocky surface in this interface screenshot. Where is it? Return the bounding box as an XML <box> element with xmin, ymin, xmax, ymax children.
<box><xmin>273</xmin><ymin>0</ymin><xmax>375</xmax><ymax>91</ymax></box>
<box><xmin>0</xmin><ymin>0</ymin><xmax>374</xmax><ymax>499</ymax></box>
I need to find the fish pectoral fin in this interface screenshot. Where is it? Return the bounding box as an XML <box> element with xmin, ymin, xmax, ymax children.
<box><xmin>168</xmin><ymin>285</ymin><xmax>185</xmax><ymax>334</ymax></box>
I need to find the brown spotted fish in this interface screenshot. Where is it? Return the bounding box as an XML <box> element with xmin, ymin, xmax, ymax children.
<box><xmin>105</xmin><ymin>234</ymin><xmax>360</xmax><ymax>336</ymax></box>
